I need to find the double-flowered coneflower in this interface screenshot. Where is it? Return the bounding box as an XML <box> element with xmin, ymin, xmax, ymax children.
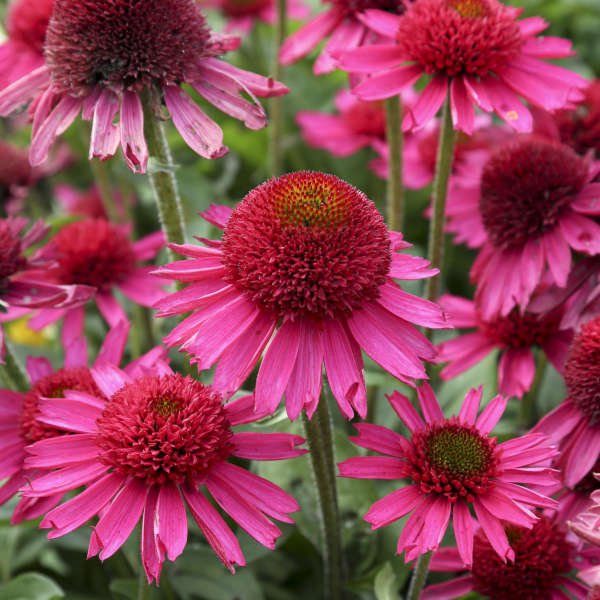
<box><xmin>155</xmin><ymin>171</ymin><xmax>450</xmax><ymax>420</ymax></box>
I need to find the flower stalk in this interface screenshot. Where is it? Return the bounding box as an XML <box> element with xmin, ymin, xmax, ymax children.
<box><xmin>385</xmin><ymin>95</ymin><xmax>404</xmax><ymax>231</ymax></box>
<box><xmin>407</xmin><ymin>550</ymin><xmax>433</xmax><ymax>600</ymax></box>
<box><xmin>269</xmin><ymin>0</ymin><xmax>287</xmax><ymax>176</ymax></box>
<box><xmin>141</xmin><ymin>90</ymin><xmax>186</xmax><ymax>259</ymax></box>
<box><xmin>0</xmin><ymin>339</ymin><xmax>29</xmax><ymax>392</ymax></box>
<box><xmin>302</xmin><ymin>395</ymin><xmax>345</xmax><ymax>600</ymax></box>
<box><xmin>424</xmin><ymin>94</ymin><xmax>456</xmax><ymax>305</ymax></box>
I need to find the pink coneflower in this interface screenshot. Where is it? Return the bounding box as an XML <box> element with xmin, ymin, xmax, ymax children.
<box><xmin>0</xmin><ymin>0</ymin><xmax>54</xmax><ymax>90</ymax></box>
<box><xmin>443</xmin><ymin>136</ymin><xmax>600</xmax><ymax>319</ymax></box>
<box><xmin>296</xmin><ymin>89</ymin><xmax>386</xmax><ymax>157</ymax></box>
<box><xmin>27</xmin><ymin>218</ymin><xmax>165</xmax><ymax>341</ymax></box>
<box><xmin>421</xmin><ymin>515</ymin><xmax>598</xmax><ymax>600</ymax></box>
<box><xmin>154</xmin><ymin>171</ymin><xmax>449</xmax><ymax>420</ymax></box>
<box><xmin>534</xmin><ymin>316</ymin><xmax>600</xmax><ymax>488</ymax></box>
<box><xmin>24</xmin><ymin>367</ymin><xmax>306</xmax><ymax>583</ymax></box>
<box><xmin>279</xmin><ymin>0</ymin><xmax>409</xmax><ymax>74</ymax></box>
<box><xmin>339</xmin><ymin>0</ymin><xmax>587</xmax><ymax>134</ymax></box>
<box><xmin>436</xmin><ymin>293</ymin><xmax>573</xmax><ymax>399</ymax></box>
<box><xmin>338</xmin><ymin>384</ymin><xmax>558</xmax><ymax>566</ymax></box>
<box><xmin>200</xmin><ymin>0</ymin><xmax>308</xmax><ymax>34</ymax></box>
<box><xmin>0</xmin><ymin>0</ymin><xmax>287</xmax><ymax>173</ymax></box>
<box><xmin>54</xmin><ymin>184</ymin><xmax>129</xmax><ymax>221</ymax></box>
<box><xmin>534</xmin><ymin>80</ymin><xmax>600</xmax><ymax>159</ymax></box>
<box><xmin>0</xmin><ymin>320</ymin><xmax>167</xmax><ymax>524</ymax></box>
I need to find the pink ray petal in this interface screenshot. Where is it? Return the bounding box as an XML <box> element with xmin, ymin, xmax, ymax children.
<box><xmin>95</xmin><ymin>320</ymin><xmax>130</xmax><ymax>367</ymax></box>
<box><xmin>93</xmin><ymin>478</ymin><xmax>147</xmax><ymax>559</ymax></box>
<box><xmin>403</xmin><ymin>73</ymin><xmax>447</xmax><ymax>131</ymax></box>
<box><xmin>118</xmin><ymin>271</ymin><xmax>165</xmax><ymax>307</ymax></box>
<box><xmin>141</xmin><ymin>486</ymin><xmax>162</xmax><ymax>584</ymax></box>
<box><xmin>25</xmin><ymin>460</ymin><xmax>108</xmax><ymax>497</ymax></box>
<box><xmin>417</xmin><ymin>383</ymin><xmax>443</xmax><ymax>424</ymax></box>
<box><xmin>559</xmin><ymin>211</ymin><xmax>600</xmax><ymax>255</ymax></box>
<box><xmin>421</xmin><ymin>576</ymin><xmax>474</xmax><ymax>600</ymax></box>
<box><xmin>181</xmin><ymin>484</ymin><xmax>245</xmax><ymax>572</ymax></box>
<box><xmin>498</xmin><ymin>347</ymin><xmax>535</xmax><ymax>399</ymax></box>
<box><xmin>26</xmin><ymin>433</ymin><xmax>98</xmax><ymax>468</ymax></box>
<box><xmin>357</xmin><ymin>9</ymin><xmax>402</xmax><ymax>38</ymax></box>
<box><xmin>89</xmin><ymin>88</ymin><xmax>120</xmax><ymax>161</ymax></box>
<box><xmin>25</xmin><ymin>356</ymin><xmax>52</xmax><ymax>384</ymax></box>
<box><xmin>314</xmin><ymin>19</ymin><xmax>365</xmax><ymax>75</ymax></box>
<box><xmin>364</xmin><ymin>484</ymin><xmax>423</xmax><ymax>528</ymax></box>
<box><xmin>542</xmin><ymin>226</ymin><xmax>572</xmax><ymax>287</ymax></box>
<box><xmin>336</xmin><ymin>44</ymin><xmax>403</xmax><ymax>72</ymax></box>
<box><xmin>475</xmin><ymin>394</ymin><xmax>507</xmax><ymax>435</ymax></box>
<box><xmin>157</xmin><ymin>481</ymin><xmax>187</xmax><ymax>562</ymax></box>
<box><xmin>349</xmin><ymin>422</ymin><xmax>410</xmax><ymax>457</ymax></box>
<box><xmin>473</xmin><ymin>499</ymin><xmax>514</xmax><ymax>562</ymax></box>
<box><xmin>352</xmin><ymin>64</ymin><xmax>423</xmax><ymax>101</ymax></box>
<box><xmin>450</xmin><ymin>77</ymin><xmax>475</xmax><ymax>135</ymax></box>
<box><xmin>337</xmin><ymin>456</ymin><xmax>411</xmax><ymax>479</ymax></box>
<box><xmin>0</xmin><ymin>65</ymin><xmax>49</xmax><ymax>116</ymax></box>
<box><xmin>458</xmin><ymin>387</ymin><xmax>483</xmax><ymax>426</ymax></box>
<box><xmin>120</xmin><ymin>90</ymin><xmax>148</xmax><ymax>174</ymax></box>
<box><xmin>163</xmin><ymin>85</ymin><xmax>227</xmax><ymax>159</ymax></box>
<box><xmin>232</xmin><ymin>432</ymin><xmax>306</xmax><ymax>460</ymax></box>
<box><xmin>386</xmin><ymin>390</ymin><xmax>424</xmax><ymax>433</ymax></box>
<box><xmin>477</xmin><ymin>77</ymin><xmax>532</xmax><ymax>132</ymax></box>
<box><xmin>95</xmin><ymin>292</ymin><xmax>127</xmax><ymax>328</ymax></box>
<box><xmin>453</xmin><ymin>500</ymin><xmax>474</xmax><ymax>568</ymax></box>
<box><xmin>35</xmin><ymin>397</ymin><xmax>102</xmax><ymax>434</ymax></box>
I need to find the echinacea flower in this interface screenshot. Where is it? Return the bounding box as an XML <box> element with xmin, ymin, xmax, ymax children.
<box><xmin>200</xmin><ymin>0</ymin><xmax>308</xmax><ymax>34</ymax></box>
<box><xmin>26</xmin><ymin>218</ymin><xmax>165</xmax><ymax>342</ymax></box>
<box><xmin>296</xmin><ymin>89</ymin><xmax>387</xmax><ymax>157</ymax></box>
<box><xmin>154</xmin><ymin>171</ymin><xmax>449</xmax><ymax>420</ymax></box>
<box><xmin>279</xmin><ymin>0</ymin><xmax>411</xmax><ymax>75</ymax></box>
<box><xmin>24</xmin><ymin>366</ymin><xmax>306</xmax><ymax>583</ymax></box>
<box><xmin>0</xmin><ymin>320</ymin><xmax>167</xmax><ymax>524</ymax></box>
<box><xmin>534</xmin><ymin>79</ymin><xmax>600</xmax><ymax>159</ymax></box>
<box><xmin>338</xmin><ymin>384</ymin><xmax>558</xmax><ymax>566</ymax></box>
<box><xmin>436</xmin><ymin>293</ymin><xmax>573</xmax><ymax>399</ymax></box>
<box><xmin>339</xmin><ymin>0</ymin><xmax>587</xmax><ymax>134</ymax></box>
<box><xmin>422</xmin><ymin>515</ymin><xmax>598</xmax><ymax>600</ymax></box>
<box><xmin>442</xmin><ymin>136</ymin><xmax>600</xmax><ymax>319</ymax></box>
<box><xmin>0</xmin><ymin>0</ymin><xmax>288</xmax><ymax>173</ymax></box>
<box><xmin>534</xmin><ymin>316</ymin><xmax>600</xmax><ymax>488</ymax></box>
<box><xmin>0</xmin><ymin>0</ymin><xmax>54</xmax><ymax>90</ymax></box>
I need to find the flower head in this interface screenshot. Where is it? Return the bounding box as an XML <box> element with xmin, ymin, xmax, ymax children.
<box><xmin>0</xmin><ymin>0</ymin><xmax>54</xmax><ymax>90</ymax></box>
<box><xmin>422</xmin><ymin>515</ymin><xmax>597</xmax><ymax>600</ymax></box>
<box><xmin>24</xmin><ymin>365</ymin><xmax>305</xmax><ymax>583</ymax></box>
<box><xmin>155</xmin><ymin>171</ymin><xmax>449</xmax><ymax>420</ymax></box>
<box><xmin>0</xmin><ymin>320</ymin><xmax>166</xmax><ymax>524</ymax></box>
<box><xmin>534</xmin><ymin>316</ymin><xmax>600</xmax><ymax>488</ymax></box>
<box><xmin>442</xmin><ymin>136</ymin><xmax>600</xmax><ymax>319</ymax></box>
<box><xmin>279</xmin><ymin>0</ymin><xmax>410</xmax><ymax>75</ymax></box>
<box><xmin>339</xmin><ymin>0</ymin><xmax>587</xmax><ymax>133</ymax></box>
<box><xmin>436</xmin><ymin>293</ymin><xmax>573</xmax><ymax>398</ymax></box>
<box><xmin>0</xmin><ymin>0</ymin><xmax>287</xmax><ymax>172</ymax></box>
<box><xmin>338</xmin><ymin>384</ymin><xmax>558</xmax><ymax>565</ymax></box>
<box><xmin>27</xmin><ymin>218</ymin><xmax>165</xmax><ymax>340</ymax></box>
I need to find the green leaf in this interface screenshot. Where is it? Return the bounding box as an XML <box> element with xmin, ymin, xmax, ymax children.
<box><xmin>374</xmin><ymin>563</ymin><xmax>400</xmax><ymax>600</ymax></box>
<box><xmin>0</xmin><ymin>573</ymin><xmax>64</xmax><ymax>600</ymax></box>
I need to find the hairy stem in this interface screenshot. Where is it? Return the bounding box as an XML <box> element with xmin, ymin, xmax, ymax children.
<box><xmin>424</xmin><ymin>94</ymin><xmax>457</xmax><ymax>305</ymax></box>
<box><xmin>407</xmin><ymin>550</ymin><xmax>433</xmax><ymax>600</ymax></box>
<box><xmin>302</xmin><ymin>396</ymin><xmax>345</xmax><ymax>600</ymax></box>
<box><xmin>385</xmin><ymin>95</ymin><xmax>404</xmax><ymax>231</ymax></box>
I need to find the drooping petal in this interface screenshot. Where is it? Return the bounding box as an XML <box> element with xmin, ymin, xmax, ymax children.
<box><xmin>120</xmin><ymin>90</ymin><xmax>148</xmax><ymax>174</ymax></box>
<box><xmin>156</xmin><ymin>482</ymin><xmax>187</xmax><ymax>562</ymax></box>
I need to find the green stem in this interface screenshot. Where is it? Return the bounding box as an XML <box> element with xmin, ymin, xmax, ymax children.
<box><xmin>406</xmin><ymin>550</ymin><xmax>433</xmax><ymax>600</ymax></box>
<box><xmin>141</xmin><ymin>90</ymin><xmax>186</xmax><ymax>259</ymax></box>
<box><xmin>1</xmin><ymin>339</ymin><xmax>29</xmax><ymax>392</ymax></box>
<box><xmin>520</xmin><ymin>352</ymin><xmax>547</xmax><ymax>429</ymax></box>
<box><xmin>269</xmin><ymin>0</ymin><xmax>287</xmax><ymax>177</ymax></box>
<box><xmin>302</xmin><ymin>396</ymin><xmax>345</xmax><ymax>600</ymax></box>
<box><xmin>424</xmin><ymin>94</ymin><xmax>457</xmax><ymax>306</ymax></box>
<box><xmin>89</xmin><ymin>157</ymin><xmax>121</xmax><ymax>223</ymax></box>
<box><xmin>137</xmin><ymin>568</ymin><xmax>151</xmax><ymax>600</ymax></box>
<box><xmin>385</xmin><ymin>95</ymin><xmax>404</xmax><ymax>231</ymax></box>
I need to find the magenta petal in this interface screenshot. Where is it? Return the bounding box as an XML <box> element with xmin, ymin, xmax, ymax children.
<box><xmin>141</xmin><ymin>486</ymin><xmax>162</xmax><ymax>584</ymax></box>
<box><xmin>120</xmin><ymin>90</ymin><xmax>148</xmax><ymax>174</ymax></box>
<box><xmin>450</xmin><ymin>77</ymin><xmax>475</xmax><ymax>135</ymax></box>
<box><xmin>564</xmin><ymin>424</ymin><xmax>600</xmax><ymax>487</ymax></box>
<box><xmin>386</xmin><ymin>390</ymin><xmax>424</xmax><ymax>433</ymax></box>
<box><xmin>314</xmin><ymin>19</ymin><xmax>365</xmax><ymax>75</ymax></box>
<box><xmin>255</xmin><ymin>319</ymin><xmax>302</xmax><ymax>415</ymax></box>
<box><xmin>35</xmin><ymin>397</ymin><xmax>102</xmax><ymax>434</ymax></box>
<box><xmin>232</xmin><ymin>432</ymin><xmax>307</xmax><ymax>460</ymax></box>
<box><xmin>542</xmin><ymin>226</ymin><xmax>572</xmax><ymax>287</ymax></box>
<box><xmin>199</xmin><ymin>204</ymin><xmax>232</xmax><ymax>229</ymax></box>
<box><xmin>41</xmin><ymin>472</ymin><xmax>124</xmax><ymax>537</ymax></box>
<box><xmin>477</xmin><ymin>77</ymin><xmax>532</xmax><ymax>132</ymax></box>
<box><xmin>349</xmin><ymin>422</ymin><xmax>410</xmax><ymax>457</ymax></box>
<box><xmin>559</xmin><ymin>211</ymin><xmax>600</xmax><ymax>255</ymax></box>
<box><xmin>30</xmin><ymin>94</ymin><xmax>82</xmax><ymax>166</ymax></box>
<box><xmin>95</xmin><ymin>292</ymin><xmax>127</xmax><ymax>328</ymax></box>
<box><xmin>473</xmin><ymin>500</ymin><xmax>514</xmax><ymax>562</ymax></box>
<box><xmin>163</xmin><ymin>85</ymin><xmax>227</xmax><ymax>159</ymax></box>
<box><xmin>498</xmin><ymin>348</ymin><xmax>535</xmax><ymax>399</ymax></box>
<box><xmin>224</xmin><ymin>394</ymin><xmax>266</xmax><ymax>426</ymax></box>
<box><xmin>416</xmin><ymin>383</ymin><xmax>443</xmax><ymax>424</ymax></box>
<box><xmin>96</xmin><ymin>320</ymin><xmax>130</xmax><ymax>367</ymax></box>
<box><xmin>26</xmin><ymin>433</ymin><xmax>98</xmax><ymax>468</ymax></box>
<box><xmin>25</xmin><ymin>356</ymin><xmax>53</xmax><ymax>384</ymax></box>
<box><xmin>322</xmin><ymin>319</ymin><xmax>365</xmax><ymax>419</ymax></box>
<box><xmin>493</xmin><ymin>480</ymin><xmax>557</xmax><ymax>510</ymax></box>
<box><xmin>279</xmin><ymin>10</ymin><xmax>341</xmax><ymax>65</ymax></box>
<box><xmin>403</xmin><ymin>73</ymin><xmax>447</xmax><ymax>131</ymax></box>
<box><xmin>364</xmin><ymin>484</ymin><xmax>422</xmax><ymax>528</ymax></box>
<box><xmin>353</xmin><ymin>64</ymin><xmax>423</xmax><ymax>101</ymax></box>
<box><xmin>205</xmin><ymin>474</ymin><xmax>281</xmax><ymax>549</ymax></box>
<box><xmin>357</xmin><ymin>9</ymin><xmax>402</xmax><ymax>38</ymax></box>
<box><xmin>475</xmin><ymin>394</ymin><xmax>508</xmax><ymax>435</ymax></box>
<box><xmin>337</xmin><ymin>456</ymin><xmax>410</xmax><ymax>479</ymax></box>
<box><xmin>91</xmin><ymin>363</ymin><xmax>131</xmax><ymax>399</ymax></box>
<box><xmin>571</xmin><ymin>183</ymin><xmax>600</xmax><ymax>215</ymax></box>
<box><xmin>337</xmin><ymin>44</ymin><xmax>403</xmax><ymax>72</ymax></box>
<box><xmin>458</xmin><ymin>386</ymin><xmax>482</xmax><ymax>426</ymax></box>
<box><xmin>89</xmin><ymin>88</ymin><xmax>120</xmax><ymax>161</ymax></box>
<box><xmin>157</xmin><ymin>481</ymin><xmax>187</xmax><ymax>562</ymax></box>
<box><xmin>94</xmin><ymin>478</ymin><xmax>147</xmax><ymax>560</ymax></box>
<box><xmin>62</xmin><ymin>307</ymin><xmax>87</xmax><ymax>368</ymax></box>
<box><xmin>284</xmin><ymin>318</ymin><xmax>324</xmax><ymax>420</ymax></box>
<box><xmin>181</xmin><ymin>484</ymin><xmax>245</xmax><ymax>572</ymax></box>
<box><xmin>0</xmin><ymin>65</ymin><xmax>49</xmax><ymax>116</ymax></box>
<box><xmin>476</xmin><ymin>489</ymin><xmax>536</xmax><ymax>528</ymax></box>
<box><xmin>26</xmin><ymin>461</ymin><xmax>108</xmax><ymax>497</ymax></box>
<box><xmin>453</xmin><ymin>500</ymin><xmax>474</xmax><ymax>568</ymax></box>
<box><xmin>213</xmin><ymin>310</ymin><xmax>276</xmax><ymax>399</ymax></box>
<box><xmin>421</xmin><ymin>576</ymin><xmax>474</xmax><ymax>600</ymax></box>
